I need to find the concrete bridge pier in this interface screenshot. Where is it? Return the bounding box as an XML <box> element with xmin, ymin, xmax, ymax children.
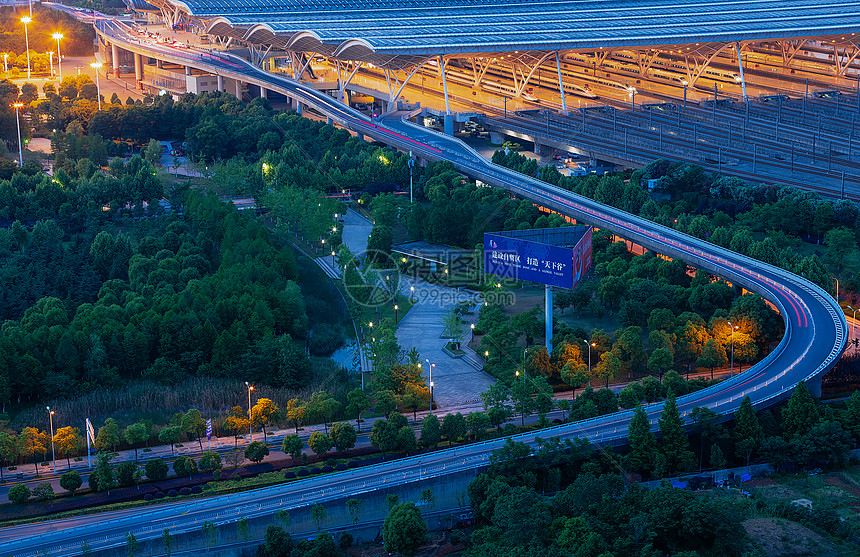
<box><xmin>111</xmin><ymin>43</ymin><xmax>119</xmax><ymax>76</ymax></box>
<box><xmin>296</xmin><ymin>101</ymin><xmax>303</xmax><ymax>115</ymax></box>
<box><xmin>807</xmin><ymin>377</ymin><xmax>822</xmax><ymax>398</ymax></box>
<box><xmin>260</xmin><ymin>86</ymin><xmax>267</xmax><ymax>99</ymax></box>
<box><xmin>490</xmin><ymin>131</ymin><xmax>505</xmax><ymax>144</ymax></box>
<box><xmin>217</xmin><ymin>75</ymin><xmax>224</xmax><ymax>92</ymax></box>
<box><xmin>235</xmin><ymin>79</ymin><xmax>242</xmax><ymax>98</ymax></box>
<box><xmin>134</xmin><ymin>53</ymin><xmax>143</xmax><ymax>81</ymax></box>
<box><xmin>357</xmin><ymin>133</ymin><xmax>364</xmax><ymax>141</ymax></box>
<box><xmin>444</xmin><ymin>114</ymin><xmax>454</xmax><ymax>135</ymax></box>
<box><xmin>327</xmin><ymin>116</ymin><xmax>333</xmax><ymax>125</ymax></box>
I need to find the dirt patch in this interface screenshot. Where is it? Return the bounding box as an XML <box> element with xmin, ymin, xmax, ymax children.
<box><xmin>752</xmin><ymin>484</ymin><xmax>805</xmax><ymax>501</ymax></box>
<box><xmin>745</xmin><ymin>478</ymin><xmax>778</xmax><ymax>488</ymax></box>
<box><xmin>824</xmin><ymin>473</ymin><xmax>860</xmax><ymax>500</ymax></box>
<box><xmin>743</xmin><ymin>517</ymin><xmax>841</xmax><ymax>556</ymax></box>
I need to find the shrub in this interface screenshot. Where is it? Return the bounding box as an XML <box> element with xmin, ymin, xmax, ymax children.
<box><xmin>32</xmin><ymin>482</ymin><xmax>55</xmax><ymax>503</ymax></box>
<box><xmin>145</xmin><ymin>459</ymin><xmax>168</xmax><ymax>481</ymax></box>
<box><xmin>167</xmin><ymin>489</ymin><xmax>178</xmax><ymax>497</ymax></box>
<box><xmin>338</xmin><ymin>532</ymin><xmax>354</xmax><ymax>549</ymax></box>
<box><xmin>322</xmin><ymin>465</ymin><xmax>334</xmax><ymax>473</ymax></box>
<box><xmin>59</xmin><ymin>471</ymin><xmax>83</xmax><ymax>496</ymax></box>
<box><xmin>173</xmin><ymin>456</ymin><xmax>198</xmax><ymax>478</ymax></box>
<box><xmin>179</xmin><ymin>487</ymin><xmax>191</xmax><ymax>495</ymax></box>
<box><xmin>348</xmin><ymin>461</ymin><xmax>358</xmax><ymax>468</ymax></box>
<box><xmin>191</xmin><ymin>485</ymin><xmax>202</xmax><ymax>494</ymax></box>
<box><xmin>336</xmin><ymin>463</ymin><xmax>347</xmax><ymax>471</ymax></box>
<box><xmin>298</xmin><ymin>469</ymin><xmax>309</xmax><ymax>477</ymax></box>
<box><xmin>116</xmin><ymin>461</ymin><xmax>137</xmax><ymax>486</ymax></box>
<box><xmin>9</xmin><ymin>483</ymin><xmax>30</xmax><ymax>504</ymax></box>
<box><xmin>284</xmin><ymin>471</ymin><xmax>296</xmax><ymax>479</ymax></box>
<box><xmin>154</xmin><ymin>491</ymin><xmax>166</xmax><ymax>499</ymax></box>
<box><xmin>310</xmin><ymin>468</ymin><xmax>322</xmax><ymax>474</ymax></box>
<box><xmin>143</xmin><ymin>493</ymin><xmax>153</xmax><ymax>501</ymax></box>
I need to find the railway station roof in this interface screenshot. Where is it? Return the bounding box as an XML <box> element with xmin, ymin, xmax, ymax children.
<box><xmin>163</xmin><ymin>0</ymin><xmax>860</xmax><ymax>64</ymax></box>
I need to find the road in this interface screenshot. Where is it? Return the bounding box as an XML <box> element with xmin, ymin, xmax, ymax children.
<box><xmin>0</xmin><ymin>17</ymin><xmax>846</xmax><ymax>557</ymax></box>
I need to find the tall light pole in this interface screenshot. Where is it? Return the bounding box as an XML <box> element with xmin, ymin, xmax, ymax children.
<box><xmin>46</xmin><ymin>407</ymin><xmax>56</xmax><ymax>475</ymax></box>
<box><xmin>849</xmin><ymin>306</ymin><xmax>857</xmax><ymax>353</ymax></box>
<box><xmin>394</xmin><ymin>304</ymin><xmax>398</xmax><ymax>323</ymax></box>
<box><xmin>728</xmin><ymin>321</ymin><xmax>736</xmax><ymax>376</ymax></box>
<box><xmin>628</xmin><ymin>86</ymin><xmax>636</xmax><ymax>111</ymax></box>
<box><xmin>13</xmin><ymin>102</ymin><xmax>23</xmax><ymax>167</ymax></box>
<box><xmin>244</xmin><ymin>381</ymin><xmax>254</xmax><ymax>442</ymax></box>
<box><xmin>53</xmin><ymin>32</ymin><xmax>64</xmax><ymax>83</ymax></box>
<box><xmin>424</xmin><ymin>359</ymin><xmax>434</xmax><ymax>412</ymax></box>
<box><xmin>681</xmin><ymin>79</ymin><xmax>688</xmax><ymax>109</ymax></box>
<box><xmin>21</xmin><ymin>16</ymin><xmax>31</xmax><ymax>81</ymax></box>
<box><xmin>3</xmin><ymin>54</ymin><xmax>7</xmax><ymax>79</ymax></box>
<box><xmin>580</xmin><ymin>339</ymin><xmax>594</xmax><ymax>387</ymax></box>
<box><xmin>408</xmin><ymin>151</ymin><xmax>414</xmax><ymax>204</ymax></box>
<box><xmin>90</xmin><ymin>61</ymin><xmax>103</xmax><ymax>110</ymax></box>
<box><xmin>48</xmin><ymin>51</ymin><xmax>53</xmax><ymax>78</ymax></box>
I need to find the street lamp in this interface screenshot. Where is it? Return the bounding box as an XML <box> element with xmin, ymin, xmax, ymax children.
<box><xmin>3</xmin><ymin>54</ymin><xmax>7</xmax><ymax>79</ymax></box>
<box><xmin>48</xmin><ymin>51</ymin><xmax>53</xmax><ymax>78</ymax></box>
<box><xmin>424</xmin><ymin>359</ymin><xmax>434</xmax><ymax>412</ymax></box>
<box><xmin>849</xmin><ymin>306</ymin><xmax>857</xmax><ymax>353</ymax></box>
<box><xmin>580</xmin><ymin>339</ymin><xmax>594</xmax><ymax>387</ymax></box>
<box><xmin>244</xmin><ymin>381</ymin><xmax>254</xmax><ymax>442</ymax></box>
<box><xmin>21</xmin><ymin>16</ymin><xmax>31</xmax><ymax>81</ymax></box>
<box><xmin>628</xmin><ymin>86</ymin><xmax>636</xmax><ymax>111</ymax></box>
<box><xmin>410</xmin><ymin>285</ymin><xmax>415</xmax><ymax>302</ymax></box>
<box><xmin>394</xmin><ymin>304</ymin><xmax>398</xmax><ymax>322</ymax></box>
<box><xmin>681</xmin><ymin>79</ymin><xmax>688</xmax><ymax>109</ymax></box>
<box><xmin>46</xmin><ymin>406</ymin><xmax>56</xmax><ymax>475</ymax></box>
<box><xmin>53</xmin><ymin>32</ymin><xmax>64</xmax><ymax>83</ymax></box>
<box><xmin>13</xmin><ymin>102</ymin><xmax>23</xmax><ymax>167</ymax></box>
<box><xmin>90</xmin><ymin>61</ymin><xmax>103</xmax><ymax>110</ymax></box>
<box><xmin>728</xmin><ymin>321</ymin><xmax>737</xmax><ymax>376</ymax></box>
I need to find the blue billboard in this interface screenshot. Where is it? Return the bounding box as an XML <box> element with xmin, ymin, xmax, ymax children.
<box><xmin>484</xmin><ymin>227</ymin><xmax>592</xmax><ymax>290</ymax></box>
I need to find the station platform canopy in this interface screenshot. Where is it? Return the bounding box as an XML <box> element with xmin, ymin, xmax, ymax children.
<box><xmin>156</xmin><ymin>0</ymin><xmax>860</xmax><ymax>66</ymax></box>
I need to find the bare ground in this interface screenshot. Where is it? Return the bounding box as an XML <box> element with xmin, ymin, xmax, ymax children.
<box><xmin>743</xmin><ymin>518</ymin><xmax>841</xmax><ymax>557</ymax></box>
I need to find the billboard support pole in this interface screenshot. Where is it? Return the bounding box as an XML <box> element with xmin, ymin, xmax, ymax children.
<box><xmin>545</xmin><ymin>285</ymin><xmax>553</xmax><ymax>353</ymax></box>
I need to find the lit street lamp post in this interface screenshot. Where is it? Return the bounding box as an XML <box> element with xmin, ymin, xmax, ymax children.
<box><xmin>580</xmin><ymin>339</ymin><xmax>594</xmax><ymax>387</ymax></box>
<box><xmin>21</xmin><ymin>16</ymin><xmax>31</xmax><ymax>80</ymax></box>
<box><xmin>46</xmin><ymin>407</ymin><xmax>56</xmax><ymax>475</ymax></box>
<box><xmin>628</xmin><ymin>86</ymin><xmax>636</xmax><ymax>111</ymax></box>
<box><xmin>424</xmin><ymin>359</ymin><xmax>434</xmax><ymax>412</ymax></box>
<box><xmin>13</xmin><ymin>102</ymin><xmax>23</xmax><ymax>167</ymax></box>
<box><xmin>244</xmin><ymin>381</ymin><xmax>254</xmax><ymax>442</ymax></box>
<box><xmin>90</xmin><ymin>61</ymin><xmax>103</xmax><ymax>110</ymax></box>
<box><xmin>728</xmin><ymin>321</ymin><xmax>737</xmax><ymax>376</ymax></box>
<box><xmin>53</xmin><ymin>33</ymin><xmax>64</xmax><ymax>83</ymax></box>
<box><xmin>3</xmin><ymin>54</ymin><xmax>8</xmax><ymax>79</ymax></box>
<box><xmin>681</xmin><ymin>79</ymin><xmax>688</xmax><ymax>109</ymax></box>
<box><xmin>849</xmin><ymin>306</ymin><xmax>857</xmax><ymax>353</ymax></box>
<box><xmin>394</xmin><ymin>304</ymin><xmax>398</xmax><ymax>323</ymax></box>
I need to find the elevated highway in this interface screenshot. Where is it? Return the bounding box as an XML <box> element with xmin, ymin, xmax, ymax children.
<box><xmin>0</xmin><ymin>19</ymin><xmax>846</xmax><ymax>556</ymax></box>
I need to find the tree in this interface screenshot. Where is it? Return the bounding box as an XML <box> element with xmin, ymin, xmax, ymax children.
<box><xmin>420</xmin><ymin>414</ymin><xmax>441</xmax><ymax>448</ymax></box>
<box><xmin>262</xmin><ymin>525</ymin><xmax>293</xmax><ymax>557</ymax></box>
<box><xmin>173</xmin><ymin>456</ymin><xmax>198</xmax><ymax>477</ymax></box>
<box><xmin>346</xmin><ymin>498</ymin><xmax>362</xmax><ymax>525</ymax></box>
<box><xmin>346</xmin><ymin>388</ymin><xmax>371</xmax><ymax>432</ymax></box>
<box><xmin>308</xmin><ymin>431</ymin><xmax>333</xmax><ymax>457</ymax></box>
<box><xmin>116</xmin><ymin>461</ymin><xmax>138</xmax><ymax>486</ymax></box>
<box><xmin>281</xmin><ymin>434</ymin><xmax>304</xmax><ymax>463</ymax></box>
<box><xmin>330</xmin><ymin>422</ymin><xmax>357</xmax><ymax>454</ymax></box>
<box><xmin>510</xmin><ymin>380</ymin><xmax>535</xmax><ymax>426</ymax></box>
<box><xmin>781</xmin><ymin>382</ymin><xmax>820</xmax><ymax>439</ymax></box>
<box><xmin>658</xmin><ymin>392</ymin><xmax>694</xmax><ymax>474</ymax></box>
<box><xmin>285</xmin><ymin>398</ymin><xmax>305</xmax><ymax>433</ymax></box>
<box><xmin>397</xmin><ymin>426</ymin><xmax>418</xmax><ymax>454</ymax></box>
<box><xmin>8</xmin><ymin>483</ymin><xmax>30</xmax><ymax>504</ymax></box>
<box><xmin>95</xmin><ymin>418</ymin><xmax>121</xmax><ymax>453</ymax></box>
<box><xmin>311</xmin><ymin>503</ymin><xmax>328</xmax><ymax>531</ymax></box>
<box><xmin>305</xmin><ymin>391</ymin><xmax>341</xmax><ymax>434</ymax></box>
<box><xmin>0</xmin><ymin>432</ymin><xmax>17</xmax><ymax>481</ymax></box>
<box><xmin>825</xmin><ymin>226</ymin><xmax>855</xmax><ymax>271</ymax></box>
<box><xmin>161</xmin><ymin>528</ymin><xmax>173</xmax><ymax>556</ymax></box>
<box><xmin>19</xmin><ymin>427</ymin><xmax>49</xmax><ymax>476</ymax></box>
<box><xmin>60</xmin><ymin>470</ymin><xmax>83</xmax><ymax>496</ymax></box>
<box><xmin>697</xmin><ymin>339</ymin><xmax>727</xmax><ymax>379</ymax></box>
<box><xmin>124</xmin><ymin>422</ymin><xmax>148</xmax><ymax>462</ymax></box>
<box><xmin>90</xmin><ymin>452</ymin><xmax>116</xmax><ymax>494</ymax></box>
<box><xmin>198</xmin><ymin>451</ymin><xmax>222</xmax><ymax>474</ymax></box>
<box><xmin>369</xmin><ymin>419</ymin><xmax>397</xmax><ymax>458</ymax></box>
<box><xmin>224</xmin><ymin>407</ymin><xmax>250</xmax><ymax>447</ymax></box>
<box><xmin>143</xmin><ymin>138</ymin><xmax>163</xmax><ymax>166</ymax></box>
<box><xmin>181</xmin><ymin>409</ymin><xmax>206</xmax><ymax>451</ymax></box>
<box><xmin>383</xmin><ymin>502</ymin><xmax>428</xmax><ymax>557</ymax></box>
<box><xmin>734</xmin><ymin>396</ymin><xmax>764</xmax><ymax>466</ymax></box>
<box><xmin>690</xmin><ymin>406</ymin><xmax>723</xmax><ymax>471</ymax></box>
<box><xmin>466</xmin><ymin>412</ymin><xmax>491</xmax><ymax>441</ymax></box>
<box><xmin>245</xmin><ymin>441</ymin><xmax>269</xmax><ymax>463</ymax></box>
<box><xmin>145</xmin><ymin>458</ymin><xmax>168</xmax><ymax>480</ymax></box>
<box><xmin>251</xmin><ymin>398</ymin><xmax>281</xmax><ymax>442</ymax></box>
<box><xmin>441</xmin><ymin>412</ymin><xmax>467</xmax><ymax>444</ymax></box>
<box><xmin>647</xmin><ymin>348</ymin><xmax>674</xmax><ymax>378</ymax></box>
<box><xmin>596</xmin><ymin>350</ymin><xmax>622</xmax><ymax>387</ymax></box>
<box><xmin>158</xmin><ymin>426</ymin><xmax>181</xmax><ymax>456</ymax></box>
<box><xmin>627</xmin><ymin>405</ymin><xmax>657</xmax><ymax>475</ymax></box>
<box><xmin>52</xmin><ymin>427</ymin><xmax>81</xmax><ymax>470</ymax></box>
